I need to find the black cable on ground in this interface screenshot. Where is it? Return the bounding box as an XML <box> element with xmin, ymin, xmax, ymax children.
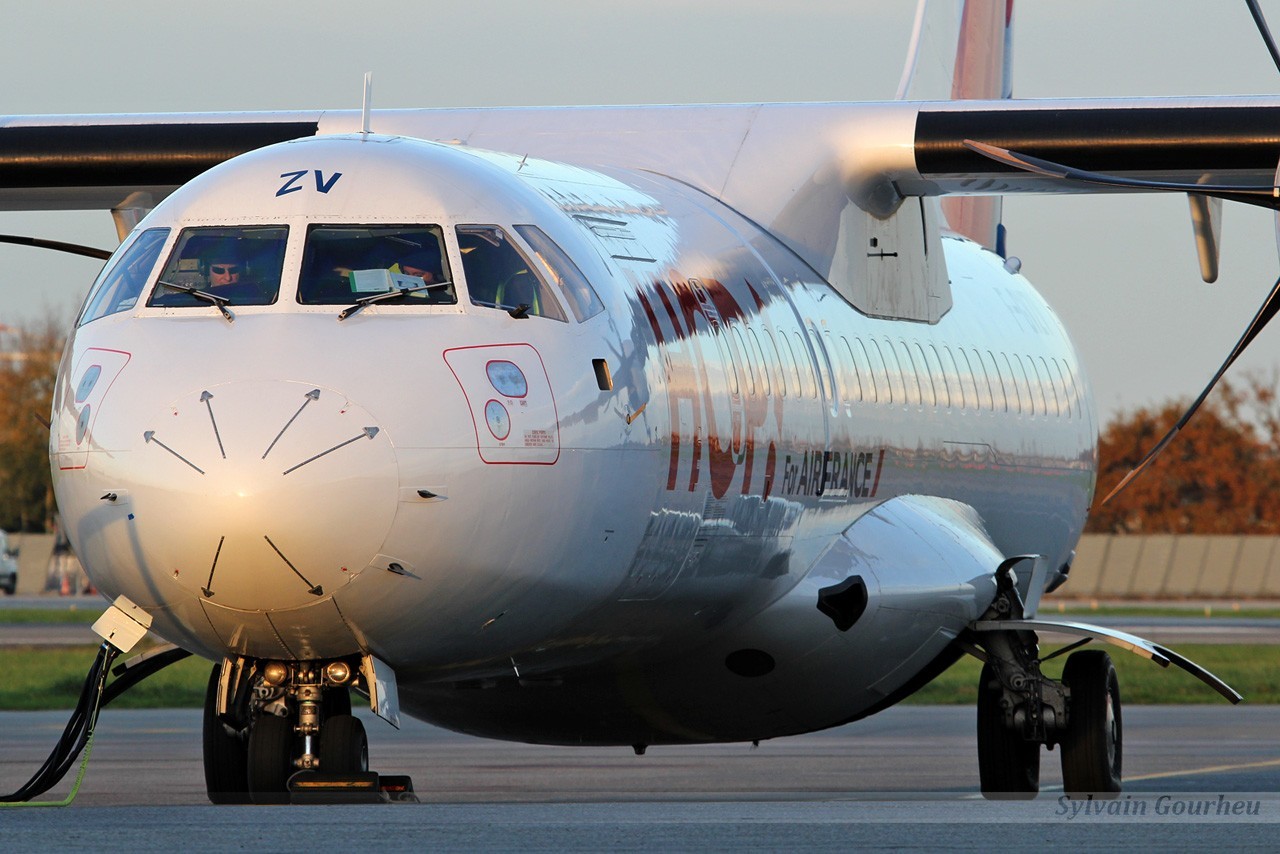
<box><xmin>0</xmin><ymin>641</ymin><xmax>194</xmax><ymax>804</ymax></box>
<box><xmin>0</xmin><ymin>642</ymin><xmax>118</xmax><ymax>803</ymax></box>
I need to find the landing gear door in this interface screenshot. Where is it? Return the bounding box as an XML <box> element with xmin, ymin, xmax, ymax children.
<box><xmin>360</xmin><ymin>654</ymin><xmax>401</xmax><ymax>728</ymax></box>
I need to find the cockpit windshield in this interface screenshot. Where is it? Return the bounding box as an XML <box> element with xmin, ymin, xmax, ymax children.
<box><xmin>457</xmin><ymin>225</ymin><xmax>566</xmax><ymax>321</ymax></box>
<box><xmin>148</xmin><ymin>226</ymin><xmax>287</xmax><ymax>307</ymax></box>
<box><xmin>298</xmin><ymin>225</ymin><xmax>456</xmax><ymax>305</ymax></box>
<box><xmin>78</xmin><ymin>227</ymin><xmax>170</xmax><ymax>325</ymax></box>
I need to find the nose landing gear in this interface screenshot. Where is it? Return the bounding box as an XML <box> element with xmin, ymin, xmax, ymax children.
<box><xmin>202</xmin><ymin>657</ymin><xmax>406</xmax><ymax>804</ymax></box>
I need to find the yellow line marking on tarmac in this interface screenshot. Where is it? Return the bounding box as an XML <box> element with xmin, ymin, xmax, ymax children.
<box><xmin>1032</xmin><ymin>757</ymin><xmax>1280</xmax><ymax>792</ymax></box>
<box><xmin>1123</xmin><ymin>757</ymin><xmax>1280</xmax><ymax>783</ymax></box>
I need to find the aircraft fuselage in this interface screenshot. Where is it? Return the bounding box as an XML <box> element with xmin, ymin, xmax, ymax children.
<box><xmin>50</xmin><ymin>133</ymin><xmax>1095</xmax><ymax>745</ymax></box>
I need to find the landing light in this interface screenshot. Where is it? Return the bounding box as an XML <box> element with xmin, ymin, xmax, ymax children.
<box><xmin>262</xmin><ymin>661</ymin><xmax>289</xmax><ymax>686</ymax></box>
<box><xmin>326</xmin><ymin>661</ymin><xmax>352</xmax><ymax>685</ymax></box>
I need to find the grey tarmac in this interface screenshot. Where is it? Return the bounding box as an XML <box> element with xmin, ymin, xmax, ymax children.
<box><xmin>2</xmin><ymin>705</ymin><xmax>1278</xmax><ymax>851</ymax></box>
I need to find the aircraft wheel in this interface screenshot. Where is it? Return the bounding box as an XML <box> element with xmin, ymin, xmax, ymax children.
<box><xmin>319</xmin><ymin>714</ymin><xmax>368</xmax><ymax>774</ymax></box>
<box><xmin>977</xmin><ymin>661</ymin><xmax>1040</xmax><ymax>799</ymax></box>
<box><xmin>323</xmin><ymin>686</ymin><xmax>352</xmax><ymax>719</ymax></box>
<box><xmin>247</xmin><ymin>713</ymin><xmax>295</xmax><ymax>804</ymax></box>
<box><xmin>1061</xmin><ymin>650</ymin><xmax>1122</xmax><ymax>797</ymax></box>
<box><xmin>202</xmin><ymin>664</ymin><xmax>250</xmax><ymax>804</ymax></box>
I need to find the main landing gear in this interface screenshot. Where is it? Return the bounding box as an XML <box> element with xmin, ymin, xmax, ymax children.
<box><xmin>972</xmin><ymin>568</ymin><xmax>1123</xmax><ymax>800</ymax></box>
<box><xmin>202</xmin><ymin>657</ymin><xmax>377</xmax><ymax>804</ymax></box>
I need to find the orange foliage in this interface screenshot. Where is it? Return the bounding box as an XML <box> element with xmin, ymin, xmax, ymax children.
<box><xmin>0</xmin><ymin>319</ymin><xmax>64</xmax><ymax>532</ymax></box>
<box><xmin>1088</xmin><ymin>377</ymin><xmax>1280</xmax><ymax>534</ymax></box>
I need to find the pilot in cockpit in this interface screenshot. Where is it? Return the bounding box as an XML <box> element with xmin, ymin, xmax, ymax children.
<box><xmin>205</xmin><ymin>251</ymin><xmax>243</xmax><ymax>290</ymax></box>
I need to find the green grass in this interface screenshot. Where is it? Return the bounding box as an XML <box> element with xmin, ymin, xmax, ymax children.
<box><xmin>905</xmin><ymin>644</ymin><xmax>1280</xmax><ymax>705</ymax></box>
<box><xmin>0</xmin><ymin>645</ymin><xmax>210</xmax><ymax>710</ymax></box>
<box><xmin>1</xmin><ymin>642</ymin><xmax>1277</xmax><ymax>711</ymax></box>
<box><xmin>0</xmin><ymin>608</ymin><xmax>102</xmax><ymax>625</ymax></box>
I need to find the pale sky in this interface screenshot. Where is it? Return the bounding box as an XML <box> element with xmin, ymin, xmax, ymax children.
<box><xmin>3</xmin><ymin>0</ymin><xmax>1280</xmax><ymax>424</ymax></box>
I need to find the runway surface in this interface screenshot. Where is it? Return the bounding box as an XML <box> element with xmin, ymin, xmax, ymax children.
<box><xmin>2</xmin><ymin>705</ymin><xmax>1277</xmax><ymax>850</ymax></box>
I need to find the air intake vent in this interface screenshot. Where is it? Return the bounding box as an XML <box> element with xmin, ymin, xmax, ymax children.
<box><xmin>816</xmin><ymin>575</ymin><xmax>868</xmax><ymax>632</ymax></box>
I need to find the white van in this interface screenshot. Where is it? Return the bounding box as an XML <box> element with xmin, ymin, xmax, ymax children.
<box><xmin>0</xmin><ymin>530</ymin><xmax>18</xmax><ymax>594</ymax></box>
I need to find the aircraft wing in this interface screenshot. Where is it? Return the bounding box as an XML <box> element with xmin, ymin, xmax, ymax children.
<box><xmin>4</xmin><ymin>98</ymin><xmax>1280</xmax><ymax>286</ymax></box>
<box><xmin>0</xmin><ymin>113</ymin><xmax>323</xmax><ymax>211</ymax></box>
<box><xmin>4</xmin><ymin>98</ymin><xmax>1280</xmax><ymax>212</ymax></box>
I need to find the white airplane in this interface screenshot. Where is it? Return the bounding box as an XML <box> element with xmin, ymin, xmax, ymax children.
<box><xmin>2</xmin><ymin>0</ymin><xmax>1269</xmax><ymax>803</ymax></box>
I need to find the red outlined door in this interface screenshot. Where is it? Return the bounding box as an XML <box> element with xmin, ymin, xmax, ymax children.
<box><xmin>443</xmin><ymin>343</ymin><xmax>560</xmax><ymax>464</ymax></box>
<box><xmin>56</xmin><ymin>348</ymin><xmax>132</xmax><ymax>470</ymax></box>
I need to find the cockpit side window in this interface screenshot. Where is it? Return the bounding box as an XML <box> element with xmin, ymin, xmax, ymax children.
<box><xmin>78</xmin><ymin>228</ymin><xmax>170</xmax><ymax>326</ymax></box>
<box><xmin>514</xmin><ymin>224</ymin><xmax>604</xmax><ymax>322</ymax></box>
<box><xmin>148</xmin><ymin>226</ymin><xmax>287</xmax><ymax>307</ymax></box>
<box><xmin>298</xmin><ymin>225</ymin><xmax>456</xmax><ymax>305</ymax></box>
<box><xmin>457</xmin><ymin>225</ymin><xmax>567</xmax><ymax>322</ymax></box>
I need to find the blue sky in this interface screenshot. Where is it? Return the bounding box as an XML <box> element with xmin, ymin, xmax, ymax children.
<box><xmin>3</xmin><ymin>0</ymin><xmax>1280</xmax><ymax>422</ymax></box>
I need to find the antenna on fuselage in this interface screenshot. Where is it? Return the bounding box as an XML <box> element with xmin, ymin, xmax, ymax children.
<box><xmin>361</xmin><ymin>71</ymin><xmax>373</xmax><ymax>137</ymax></box>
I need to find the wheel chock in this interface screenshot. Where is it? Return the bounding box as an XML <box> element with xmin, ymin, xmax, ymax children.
<box><xmin>286</xmin><ymin>771</ymin><xmax>418</xmax><ymax>804</ymax></box>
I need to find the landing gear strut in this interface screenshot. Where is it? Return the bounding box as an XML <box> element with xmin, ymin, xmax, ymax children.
<box><xmin>201</xmin><ymin>657</ymin><xmax>366</xmax><ymax>804</ymax></box>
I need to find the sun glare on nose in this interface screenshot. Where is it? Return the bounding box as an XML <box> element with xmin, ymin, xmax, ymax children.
<box><xmin>127</xmin><ymin>380</ymin><xmax>399</xmax><ymax>612</ymax></box>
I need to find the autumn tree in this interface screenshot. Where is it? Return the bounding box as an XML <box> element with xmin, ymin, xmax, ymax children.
<box><xmin>1088</xmin><ymin>377</ymin><xmax>1280</xmax><ymax>534</ymax></box>
<box><xmin>0</xmin><ymin>318</ymin><xmax>65</xmax><ymax>532</ymax></box>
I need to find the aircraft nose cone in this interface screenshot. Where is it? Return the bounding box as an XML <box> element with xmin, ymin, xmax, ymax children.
<box><xmin>128</xmin><ymin>381</ymin><xmax>398</xmax><ymax>611</ymax></box>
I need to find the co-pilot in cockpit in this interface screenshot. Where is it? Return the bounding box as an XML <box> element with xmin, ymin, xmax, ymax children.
<box><xmin>298</xmin><ymin>225</ymin><xmax>457</xmax><ymax>306</ymax></box>
<box><xmin>149</xmin><ymin>226</ymin><xmax>288</xmax><ymax>307</ymax></box>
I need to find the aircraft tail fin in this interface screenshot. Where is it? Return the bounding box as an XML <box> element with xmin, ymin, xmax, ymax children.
<box><xmin>940</xmin><ymin>0</ymin><xmax>1015</xmax><ymax>254</ymax></box>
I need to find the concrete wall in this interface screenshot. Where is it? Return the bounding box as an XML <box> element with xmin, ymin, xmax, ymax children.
<box><xmin>1054</xmin><ymin>534</ymin><xmax>1280</xmax><ymax>600</ymax></box>
<box><xmin>8</xmin><ymin>532</ymin><xmax>54</xmax><ymax>595</ymax></box>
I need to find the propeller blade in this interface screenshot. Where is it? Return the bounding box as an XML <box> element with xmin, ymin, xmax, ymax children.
<box><xmin>1273</xmin><ymin>157</ymin><xmax>1280</xmax><ymax>269</ymax></box>
<box><xmin>1100</xmin><ymin>272</ymin><xmax>1280</xmax><ymax>505</ymax></box>
<box><xmin>0</xmin><ymin>234</ymin><xmax>111</xmax><ymax>260</ymax></box>
<box><xmin>1246</xmin><ymin>0</ymin><xmax>1280</xmax><ymax>76</ymax></box>
<box><xmin>963</xmin><ymin>140</ymin><xmax>1280</xmax><ymax>208</ymax></box>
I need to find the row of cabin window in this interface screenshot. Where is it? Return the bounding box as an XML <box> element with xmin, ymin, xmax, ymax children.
<box><xmin>711</xmin><ymin>321</ymin><xmax>1082</xmax><ymax>420</ymax></box>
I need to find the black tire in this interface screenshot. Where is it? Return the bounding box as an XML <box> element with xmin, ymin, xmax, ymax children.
<box><xmin>1061</xmin><ymin>650</ymin><xmax>1122</xmax><ymax>797</ymax></box>
<box><xmin>324</xmin><ymin>686</ymin><xmax>352</xmax><ymax>719</ymax></box>
<box><xmin>977</xmin><ymin>661</ymin><xmax>1040</xmax><ymax>799</ymax></box>
<box><xmin>202</xmin><ymin>664</ymin><xmax>250</xmax><ymax>804</ymax></box>
<box><xmin>247</xmin><ymin>713</ymin><xmax>295</xmax><ymax>804</ymax></box>
<box><xmin>318</xmin><ymin>714</ymin><xmax>368</xmax><ymax>775</ymax></box>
